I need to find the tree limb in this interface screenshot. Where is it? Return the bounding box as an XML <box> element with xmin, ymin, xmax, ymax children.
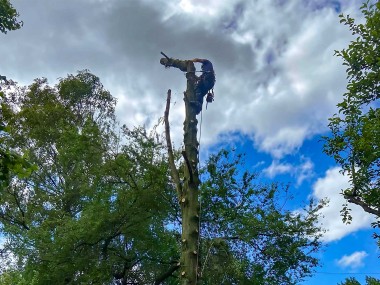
<box><xmin>346</xmin><ymin>196</ymin><xmax>380</xmax><ymax>217</ymax></box>
<box><xmin>154</xmin><ymin>263</ymin><xmax>180</xmax><ymax>285</ymax></box>
<box><xmin>164</xmin><ymin>89</ymin><xmax>182</xmax><ymax>199</ymax></box>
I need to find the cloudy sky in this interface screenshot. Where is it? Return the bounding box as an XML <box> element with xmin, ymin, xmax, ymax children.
<box><xmin>1</xmin><ymin>0</ymin><xmax>379</xmax><ymax>283</ymax></box>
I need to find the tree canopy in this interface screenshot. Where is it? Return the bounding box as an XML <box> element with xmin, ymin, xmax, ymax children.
<box><xmin>0</xmin><ymin>70</ymin><xmax>324</xmax><ymax>284</ymax></box>
<box><xmin>323</xmin><ymin>1</ymin><xmax>380</xmax><ymax>234</ymax></box>
<box><xmin>0</xmin><ymin>0</ymin><xmax>22</xmax><ymax>34</ymax></box>
<box><xmin>338</xmin><ymin>276</ymin><xmax>380</xmax><ymax>285</ymax></box>
<box><xmin>0</xmin><ymin>0</ymin><xmax>23</xmax><ymax>188</ymax></box>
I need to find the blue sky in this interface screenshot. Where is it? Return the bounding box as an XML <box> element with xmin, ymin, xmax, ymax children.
<box><xmin>1</xmin><ymin>0</ymin><xmax>379</xmax><ymax>283</ymax></box>
<box><xmin>212</xmin><ymin>137</ymin><xmax>379</xmax><ymax>284</ymax></box>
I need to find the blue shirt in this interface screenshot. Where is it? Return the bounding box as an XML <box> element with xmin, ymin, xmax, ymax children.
<box><xmin>201</xmin><ymin>60</ymin><xmax>214</xmax><ymax>73</ymax></box>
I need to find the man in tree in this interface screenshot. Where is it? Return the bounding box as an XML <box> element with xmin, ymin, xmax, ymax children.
<box><xmin>160</xmin><ymin>55</ymin><xmax>323</xmax><ymax>285</ymax></box>
<box><xmin>191</xmin><ymin>58</ymin><xmax>215</xmax><ymax>114</ymax></box>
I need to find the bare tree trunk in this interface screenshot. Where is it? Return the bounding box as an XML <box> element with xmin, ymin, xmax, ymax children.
<box><xmin>161</xmin><ymin>57</ymin><xmax>200</xmax><ymax>285</ymax></box>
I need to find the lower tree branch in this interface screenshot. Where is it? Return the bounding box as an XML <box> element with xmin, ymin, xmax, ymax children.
<box><xmin>154</xmin><ymin>263</ymin><xmax>180</xmax><ymax>285</ymax></box>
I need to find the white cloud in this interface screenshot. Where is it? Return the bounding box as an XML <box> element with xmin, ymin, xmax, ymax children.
<box><xmin>312</xmin><ymin>167</ymin><xmax>375</xmax><ymax>242</ymax></box>
<box><xmin>296</xmin><ymin>156</ymin><xmax>314</xmax><ymax>186</ymax></box>
<box><xmin>173</xmin><ymin>0</ymin><xmax>359</xmax><ymax>158</ymax></box>
<box><xmin>263</xmin><ymin>160</ymin><xmax>293</xmax><ymax>178</ymax></box>
<box><xmin>0</xmin><ymin>0</ymin><xmax>365</xmax><ymax>157</ymax></box>
<box><xmin>336</xmin><ymin>251</ymin><xmax>368</xmax><ymax>269</ymax></box>
<box><xmin>263</xmin><ymin>156</ymin><xmax>314</xmax><ymax>186</ymax></box>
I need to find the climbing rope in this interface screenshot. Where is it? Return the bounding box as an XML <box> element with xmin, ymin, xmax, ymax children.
<box><xmin>195</xmin><ymin>108</ymin><xmax>203</xmax><ymax>283</ymax></box>
<box><xmin>196</xmin><ymin>106</ymin><xmax>217</xmax><ymax>280</ymax></box>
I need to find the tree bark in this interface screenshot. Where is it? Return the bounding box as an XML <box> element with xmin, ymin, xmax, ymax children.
<box><xmin>346</xmin><ymin>195</ymin><xmax>380</xmax><ymax>217</ymax></box>
<box><xmin>161</xmin><ymin>57</ymin><xmax>200</xmax><ymax>285</ymax></box>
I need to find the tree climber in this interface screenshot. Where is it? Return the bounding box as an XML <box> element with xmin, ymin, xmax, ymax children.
<box><xmin>191</xmin><ymin>58</ymin><xmax>215</xmax><ymax>114</ymax></box>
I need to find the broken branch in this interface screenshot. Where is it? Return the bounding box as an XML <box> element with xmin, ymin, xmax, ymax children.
<box><xmin>164</xmin><ymin>89</ymin><xmax>182</xmax><ymax>199</ymax></box>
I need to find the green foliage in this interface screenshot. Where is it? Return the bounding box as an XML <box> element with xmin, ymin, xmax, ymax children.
<box><xmin>0</xmin><ymin>0</ymin><xmax>22</xmax><ymax>34</ymax></box>
<box><xmin>0</xmin><ymin>270</ymin><xmax>39</xmax><ymax>285</ymax></box>
<box><xmin>1</xmin><ymin>86</ymin><xmax>36</xmax><ymax>189</ymax></box>
<box><xmin>0</xmin><ymin>147</ymin><xmax>35</xmax><ymax>186</ymax></box>
<box><xmin>199</xmin><ymin>150</ymin><xmax>324</xmax><ymax>285</ymax></box>
<box><xmin>338</xmin><ymin>276</ymin><xmax>380</xmax><ymax>285</ymax></box>
<box><xmin>323</xmin><ymin>1</ymin><xmax>380</xmax><ymax>226</ymax></box>
<box><xmin>339</xmin><ymin>277</ymin><xmax>362</xmax><ymax>285</ymax></box>
<box><xmin>0</xmin><ymin>0</ymin><xmax>24</xmax><ymax>184</ymax></box>
<box><xmin>0</xmin><ymin>71</ymin><xmax>176</xmax><ymax>284</ymax></box>
<box><xmin>367</xmin><ymin>277</ymin><xmax>380</xmax><ymax>285</ymax></box>
<box><xmin>0</xmin><ymin>71</ymin><xmax>324</xmax><ymax>284</ymax></box>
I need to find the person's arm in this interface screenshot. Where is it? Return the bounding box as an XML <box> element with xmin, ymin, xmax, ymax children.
<box><xmin>191</xmin><ymin>58</ymin><xmax>207</xmax><ymax>63</ymax></box>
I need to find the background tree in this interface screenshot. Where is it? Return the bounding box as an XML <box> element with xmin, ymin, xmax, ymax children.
<box><xmin>0</xmin><ymin>71</ymin><xmax>177</xmax><ymax>284</ymax></box>
<box><xmin>323</xmin><ymin>1</ymin><xmax>380</xmax><ymax>232</ymax></box>
<box><xmin>338</xmin><ymin>276</ymin><xmax>380</xmax><ymax>285</ymax></box>
<box><xmin>0</xmin><ymin>70</ymin><xmax>324</xmax><ymax>284</ymax></box>
<box><xmin>197</xmin><ymin>150</ymin><xmax>324</xmax><ymax>284</ymax></box>
<box><xmin>1</xmin><ymin>82</ymin><xmax>35</xmax><ymax>195</ymax></box>
<box><xmin>0</xmin><ymin>0</ymin><xmax>23</xmax><ymax>187</ymax></box>
<box><xmin>0</xmin><ymin>0</ymin><xmax>22</xmax><ymax>34</ymax></box>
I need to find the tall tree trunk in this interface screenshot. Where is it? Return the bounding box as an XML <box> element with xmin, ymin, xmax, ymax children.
<box><xmin>161</xmin><ymin>57</ymin><xmax>200</xmax><ymax>285</ymax></box>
